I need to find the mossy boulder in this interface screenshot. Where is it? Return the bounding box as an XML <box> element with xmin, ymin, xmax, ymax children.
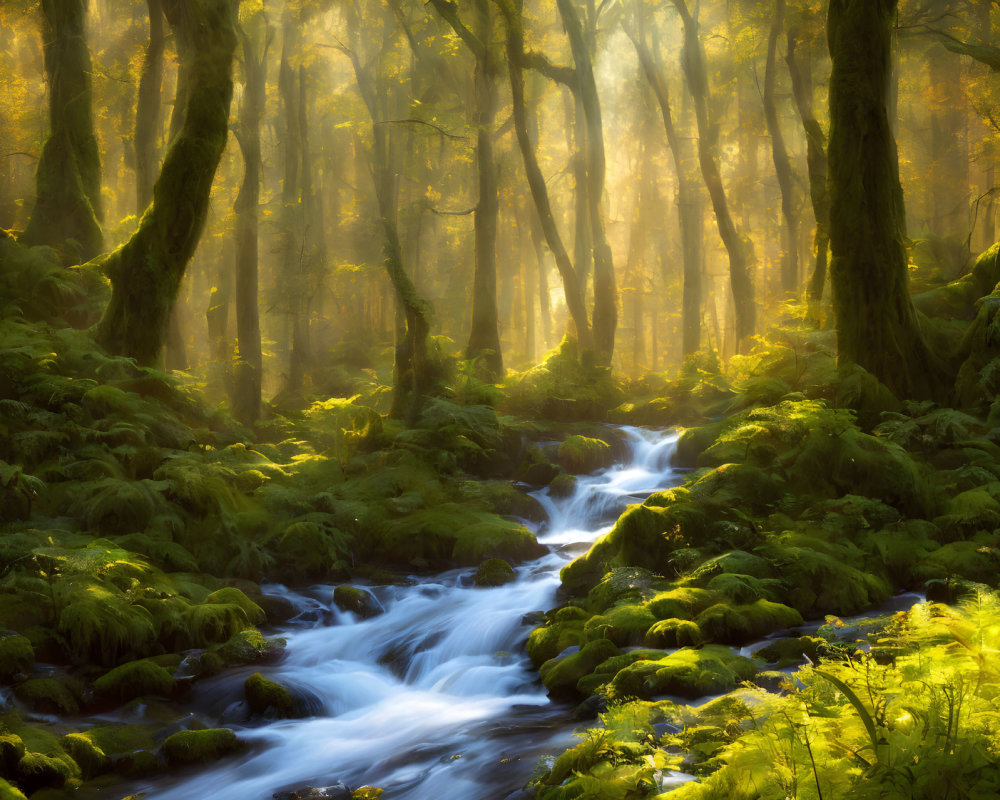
<box><xmin>332</xmin><ymin>585</ymin><xmax>383</xmax><ymax>619</ymax></box>
<box><xmin>60</xmin><ymin>733</ymin><xmax>110</xmax><ymax>780</ymax></box>
<box><xmin>583</xmin><ymin>604</ymin><xmax>657</xmax><ymax>647</ymax></box>
<box><xmin>217</xmin><ymin>629</ymin><xmax>285</xmax><ymax>666</ymax></box>
<box><xmin>204</xmin><ymin>588</ymin><xmax>266</xmax><ymax>626</ymax></box>
<box><xmin>526</xmin><ymin>619</ymin><xmax>587</xmax><ymax>668</ymax></box>
<box><xmin>696</xmin><ymin>600</ymin><xmax>803</xmax><ymax>644</ymax></box>
<box><xmin>15</xmin><ymin>751</ymin><xmax>76</xmax><ymax>794</ymax></box>
<box><xmin>539</xmin><ymin>638</ymin><xmax>622</xmax><ymax>696</ymax></box>
<box><xmin>548</xmin><ymin>473</ymin><xmax>578</xmax><ymax>498</ymax></box>
<box><xmin>245</xmin><ymin>672</ymin><xmax>294</xmax><ymax>717</ymax></box>
<box><xmin>704</xmin><ymin>573</ymin><xmax>772</xmax><ymax>604</ymax></box>
<box><xmin>608</xmin><ymin>645</ymin><xmax>759</xmax><ymax>700</ymax></box>
<box><xmin>0</xmin><ymin>778</ymin><xmax>27</xmax><ymax>800</ymax></box>
<box><xmin>646</xmin><ymin>587</ymin><xmax>720</xmax><ymax>620</ymax></box>
<box><xmin>450</xmin><ymin>521</ymin><xmax>544</xmax><ymax>565</ymax></box>
<box><xmin>474</xmin><ymin>558</ymin><xmax>515</xmax><ymax>587</ymax></box>
<box><xmin>0</xmin><ymin>634</ymin><xmax>33</xmax><ymax>683</ymax></box>
<box><xmin>753</xmin><ymin>636</ymin><xmax>827</xmax><ymax>667</ymax></box>
<box><xmin>93</xmin><ymin>659</ymin><xmax>175</xmax><ymax>704</ymax></box>
<box><xmin>689</xmin><ymin>550</ymin><xmax>774</xmax><ymax>582</ymax></box>
<box><xmin>914</xmin><ymin>541</ymin><xmax>1000</xmax><ymax>585</ymax></box>
<box><xmin>13</xmin><ymin>677</ymin><xmax>81</xmax><ymax>715</ymax></box>
<box><xmin>644</xmin><ymin>618</ymin><xmax>703</xmax><ymax>648</ymax></box>
<box><xmin>586</xmin><ymin>567</ymin><xmax>666</xmax><ymax>611</ymax></box>
<box><xmin>556</xmin><ymin>436</ymin><xmax>613</xmax><ymax>474</ymax></box>
<box><xmin>0</xmin><ymin>735</ymin><xmax>26</xmax><ymax>776</ymax></box>
<box><xmin>161</xmin><ymin>729</ymin><xmax>241</xmax><ymax>765</ymax></box>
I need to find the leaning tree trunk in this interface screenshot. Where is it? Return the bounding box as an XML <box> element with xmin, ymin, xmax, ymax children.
<box><xmin>95</xmin><ymin>0</ymin><xmax>236</xmax><ymax>365</ymax></box>
<box><xmin>626</xmin><ymin>22</ymin><xmax>703</xmax><ymax>357</ymax></box>
<box><xmin>786</xmin><ymin>27</ymin><xmax>830</xmax><ymax>304</ymax></box>
<box><xmin>827</xmin><ymin>0</ymin><xmax>945</xmax><ymax>399</ymax></box>
<box><xmin>231</xmin><ymin>16</ymin><xmax>270</xmax><ymax>426</ymax></box>
<box><xmin>22</xmin><ymin>0</ymin><xmax>103</xmax><ymax>263</ymax></box>
<box><xmin>558</xmin><ymin>0</ymin><xmax>617</xmax><ymax>365</ymax></box>
<box><xmin>135</xmin><ymin>0</ymin><xmax>164</xmax><ymax>214</ymax></box>
<box><xmin>763</xmin><ymin>0</ymin><xmax>799</xmax><ymax>296</ymax></box>
<box><xmin>497</xmin><ymin>0</ymin><xmax>594</xmax><ymax>354</ymax></box>
<box><xmin>672</xmin><ymin>0</ymin><xmax>756</xmax><ymax>351</ymax></box>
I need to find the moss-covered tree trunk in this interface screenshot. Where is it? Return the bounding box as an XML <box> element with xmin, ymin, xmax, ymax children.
<box><xmin>763</xmin><ymin>0</ymin><xmax>799</xmax><ymax>296</ymax></box>
<box><xmin>558</xmin><ymin>0</ymin><xmax>617</xmax><ymax>365</ymax></box>
<box><xmin>626</xmin><ymin>23</ymin><xmax>703</xmax><ymax>357</ymax></box>
<box><xmin>786</xmin><ymin>27</ymin><xmax>830</xmax><ymax>304</ymax></box>
<box><xmin>827</xmin><ymin>0</ymin><xmax>945</xmax><ymax>399</ymax></box>
<box><xmin>429</xmin><ymin>0</ymin><xmax>503</xmax><ymax>380</ymax></box>
<box><xmin>672</xmin><ymin>0</ymin><xmax>755</xmax><ymax>351</ymax></box>
<box><xmin>134</xmin><ymin>0</ymin><xmax>164</xmax><ymax>214</ymax></box>
<box><xmin>498</xmin><ymin>0</ymin><xmax>594</xmax><ymax>355</ymax></box>
<box><xmin>231</xmin><ymin>15</ymin><xmax>270</xmax><ymax>426</ymax></box>
<box><xmin>21</xmin><ymin>0</ymin><xmax>103</xmax><ymax>263</ymax></box>
<box><xmin>95</xmin><ymin>0</ymin><xmax>236</xmax><ymax>366</ymax></box>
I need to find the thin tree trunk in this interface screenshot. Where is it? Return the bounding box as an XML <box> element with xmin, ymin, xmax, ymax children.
<box><xmin>763</xmin><ymin>0</ymin><xmax>799</xmax><ymax>295</ymax></box>
<box><xmin>558</xmin><ymin>0</ymin><xmax>617</xmax><ymax>364</ymax></box>
<box><xmin>22</xmin><ymin>0</ymin><xmax>103</xmax><ymax>262</ymax></box>
<box><xmin>135</xmin><ymin>0</ymin><xmax>164</xmax><ymax>214</ymax></box>
<box><xmin>96</xmin><ymin>0</ymin><xmax>236</xmax><ymax>365</ymax></box>
<box><xmin>672</xmin><ymin>0</ymin><xmax>756</xmax><ymax>350</ymax></box>
<box><xmin>497</xmin><ymin>0</ymin><xmax>594</xmax><ymax>354</ymax></box>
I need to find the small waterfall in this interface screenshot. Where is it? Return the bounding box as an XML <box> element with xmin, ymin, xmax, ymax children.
<box><xmin>135</xmin><ymin>427</ymin><xmax>683</xmax><ymax>800</ymax></box>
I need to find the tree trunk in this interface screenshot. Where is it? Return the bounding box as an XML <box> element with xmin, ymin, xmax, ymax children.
<box><xmin>497</xmin><ymin>0</ymin><xmax>594</xmax><ymax>354</ymax></box>
<box><xmin>558</xmin><ymin>0</ymin><xmax>617</xmax><ymax>364</ymax></box>
<box><xmin>763</xmin><ymin>0</ymin><xmax>799</xmax><ymax>296</ymax></box>
<box><xmin>135</xmin><ymin>0</ymin><xmax>164</xmax><ymax>214</ymax></box>
<box><xmin>786</xmin><ymin>28</ymin><xmax>830</xmax><ymax>304</ymax></box>
<box><xmin>231</xmin><ymin>16</ymin><xmax>270</xmax><ymax>426</ymax></box>
<box><xmin>672</xmin><ymin>0</ymin><xmax>756</xmax><ymax>350</ymax></box>
<box><xmin>827</xmin><ymin>0</ymin><xmax>945</xmax><ymax>399</ymax></box>
<box><xmin>22</xmin><ymin>0</ymin><xmax>103</xmax><ymax>263</ymax></box>
<box><xmin>95</xmin><ymin>0</ymin><xmax>236</xmax><ymax>365</ymax></box>
<box><xmin>626</xmin><ymin>23</ymin><xmax>703</xmax><ymax>357</ymax></box>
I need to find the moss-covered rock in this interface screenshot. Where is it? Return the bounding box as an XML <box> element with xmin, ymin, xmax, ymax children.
<box><xmin>15</xmin><ymin>751</ymin><xmax>74</xmax><ymax>794</ymax></box>
<box><xmin>539</xmin><ymin>638</ymin><xmax>621</xmax><ymax>696</ymax></box>
<box><xmin>608</xmin><ymin>645</ymin><xmax>758</xmax><ymax>700</ymax></box>
<box><xmin>548</xmin><ymin>473</ymin><xmax>578</xmax><ymax>498</ymax></box>
<box><xmin>204</xmin><ymin>587</ymin><xmax>266</xmax><ymax>626</ymax></box>
<box><xmin>217</xmin><ymin>629</ymin><xmax>285</xmax><ymax>666</ymax></box>
<box><xmin>0</xmin><ymin>735</ymin><xmax>26</xmax><ymax>776</ymax></box>
<box><xmin>13</xmin><ymin>677</ymin><xmax>81</xmax><ymax>715</ymax></box>
<box><xmin>245</xmin><ymin>672</ymin><xmax>293</xmax><ymax>717</ymax></box>
<box><xmin>696</xmin><ymin>600</ymin><xmax>804</xmax><ymax>644</ymax></box>
<box><xmin>332</xmin><ymin>585</ymin><xmax>383</xmax><ymax>618</ymax></box>
<box><xmin>644</xmin><ymin>618</ymin><xmax>703</xmax><ymax>648</ymax></box>
<box><xmin>583</xmin><ymin>604</ymin><xmax>657</xmax><ymax>647</ymax></box>
<box><xmin>93</xmin><ymin>659</ymin><xmax>175</xmax><ymax>704</ymax></box>
<box><xmin>914</xmin><ymin>540</ymin><xmax>1000</xmax><ymax>585</ymax></box>
<box><xmin>473</xmin><ymin>558</ymin><xmax>515</xmax><ymax>587</ymax></box>
<box><xmin>646</xmin><ymin>587</ymin><xmax>720</xmax><ymax>620</ymax></box>
<box><xmin>586</xmin><ymin>567</ymin><xmax>667</xmax><ymax>611</ymax></box>
<box><xmin>752</xmin><ymin>636</ymin><xmax>827</xmax><ymax>666</ymax></box>
<box><xmin>60</xmin><ymin>733</ymin><xmax>109</xmax><ymax>780</ymax></box>
<box><xmin>450</xmin><ymin>521</ymin><xmax>545</xmax><ymax>565</ymax></box>
<box><xmin>556</xmin><ymin>436</ymin><xmax>613</xmax><ymax>474</ymax></box>
<box><xmin>0</xmin><ymin>778</ymin><xmax>27</xmax><ymax>800</ymax></box>
<box><xmin>161</xmin><ymin>729</ymin><xmax>241</xmax><ymax>765</ymax></box>
<box><xmin>526</xmin><ymin>619</ymin><xmax>587</xmax><ymax>668</ymax></box>
<box><xmin>0</xmin><ymin>634</ymin><xmax>33</xmax><ymax>683</ymax></box>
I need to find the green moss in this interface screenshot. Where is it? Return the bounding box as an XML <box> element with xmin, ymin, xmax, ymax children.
<box><xmin>15</xmin><ymin>750</ymin><xmax>78</xmax><ymax>793</ymax></box>
<box><xmin>556</xmin><ymin>435</ymin><xmax>613</xmax><ymax>474</ymax></box>
<box><xmin>752</xmin><ymin>636</ymin><xmax>826</xmax><ymax>666</ymax></box>
<box><xmin>60</xmin><ymin>733</ymin><xmax>109</xmax><ymax>780</ymax></box>
<box><xmin>0</xmin><ymin>779</ymin><xmax>27</xmax><ymax>800</ymax></box>
<box><xmin>181</xmin><ymin>601</ymin><xmax>253</xmax><ymax>649</ymax></box>
<box><xmin>274</xmin><ymin>520</ymin><xmax>347</xmax><ymax>579</ymax></box>
<box><xmin>696</xmin><ymin>600</ymin><xmax>803</xmax><ymax>644</ymax></box>
<box><xmin>0</xmin><ymin>735</ymin><xmax>26</xmax><ymax>776</ymax></box>
<box><xmin>217</xmin><ymin>629</ymin><xmax>284</xmax><ymax>666</ymax></box>
<box><xmin>161</xmin><ymin>729</ymin><xmax>240</xmax><ymax>765</ymax></box>
<box><xmin>526</xmin><ymin>620</ymin><xmax>586</xmax><ymax>668</ymax></box>
<box><xmin>244</xmin><ymin>672</ymin><xmax>293</xmax><ymax>717</ymax></box>
<box><xmin>0</xmin><ymin>635</ymin><xmax>33</xmax><ymax>683</ymax></box>
<box><xmin>13</xmin><ymin>678</ymin><xmax>80</xmax><ymax>715</ymax></box>
<box><xmin>548</xmin><ymin>473</ymin><xmax>578</xmax><ymax>498</ymax></box>
<box><xmin>204</xmin><ymin>588</ymin><xmax>265</xmax><ymax>625</ymax></box>
<box><xmin>583</xmin><ymin>604</ymin><xmax>657</xmax><ymax>647</ymax></box>
<box><xmin>56</xmin><ymin>581</ymin><xmax>157</xmax><ymax>666</ymax></box>
<box><xmin>73</xmin><ymin>724</ymin><xmax>157</xmax><ymax>758</ymax></box>
<box><xmin>608</xmin><ymin>645</ymin><xmax>758</xmax><ymax>700</ymax></box>
<box><xmin>585</xmin><ymin>567</ymin><xmax>667</xmax><ymax>611</ymax></box>
<box><xmin>539</xmin><ymin>639</ymin><xmax>621</xmax><ymax>695</ymax></box>
<box><xmin>644</xmin><ymin>618</ymin><xmax>703</xmax><ymax>648</ymax></box>
<box><xmin>450</xmin><ymin>521</ymin><xmax>543</xmax><ymax>565</ymax></box>
<box><xmin>93</xmin><ymin>659</ymin><xmax>175</xmax><ymax>704</ymax></box>
<box><xmin>914</xmin><ymin>541</ymin><xmax>1000</xmax><ymax>584</ymax></box>
<box><xmin>646</xmin><ymin>587</ymin><xmax>720</xmax><ymax>620</ymax></box>
<box><xmin>704</xmin><ymin>574</ymin><xmax>770</xmax><ymax>604</ymax></box>
<box><xmin>933</xmin><ymin>485</ymin><xmax>1000</xmax><ymax>541</ymax></box>
<box><xmin>473</xmin><ymin>558</ymin><xmax>515</xmax><ymax>587</ymax></box>
<box><xmin>351</xmin><ymin>788</ymin><xmax>384</xmax><ymax>800</ymax></box>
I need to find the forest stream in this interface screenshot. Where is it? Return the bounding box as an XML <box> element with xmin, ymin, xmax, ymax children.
<box><xmin>123</xmin><ymin>426</ymin><xmax>687</xmax><ymax>799</ymax></box>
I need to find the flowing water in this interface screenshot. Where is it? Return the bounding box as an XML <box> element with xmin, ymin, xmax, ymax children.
<box><xmin>132</xmin><ymin>426</ymin><xmax>684</xmax><ymax>800</ymax></box>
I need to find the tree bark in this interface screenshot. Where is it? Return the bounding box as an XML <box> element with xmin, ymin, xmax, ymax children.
<box><xmin>827</xmin><ymin>0</ymin><xmax>945</xmax><ymax>399</ymax></box>
<box><xmin>497</xmin><ymin>0</ymin><xmax>594</xmax><ymax>354</ymax></box>
<box><xmin>786</xmin><ymin>27</ymin><xmax>830</xmax><ymax>304</ymax></box>
<box><xmin>763</xmin><ymin>0</ymin><xmax>799</xmax><ymax>296</ymax></box>
<box><xmin>672</xmin><ymin>0</ymin><xmax>756</xmax><ymax>350</ymax></box>
<box><xmin>22</xmin><ymin>0</ymin><xmax>103</xmax><ymax>263</ymax></box>
<box><xmin>95</xmin><ymin>0</ymin><xmax>236</xmax><ymax>365</ymax></box>
<box><xmin>558</xmin><ymin>0</ymin><xmax>617</xmax><ymax>364</ymax></box>
<box><xmin>626</xmin><ymin>22</ymin><xmax>703</xmax><ymax>357</ymax></box>
<box><xmin>231</xmin><ymin>15</ymin><xmax>270</xmax><ymax>426</ymax></box>
<box><xmin>135</xmin><ymin>0</ymin><xmax>165</xmax><ymax>214</ymax></box>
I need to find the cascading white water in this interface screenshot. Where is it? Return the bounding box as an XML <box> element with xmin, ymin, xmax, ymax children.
<box><xmin>136</xmin><ymin>426</ymin><xmax>683</xmax><ymax>800</ymax></box>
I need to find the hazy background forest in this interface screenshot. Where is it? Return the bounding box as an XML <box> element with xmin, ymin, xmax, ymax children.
<box><xmin>2</xmin><ymin>0</ymin><xmax>996</xmax><ymax>401</ymax></box>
